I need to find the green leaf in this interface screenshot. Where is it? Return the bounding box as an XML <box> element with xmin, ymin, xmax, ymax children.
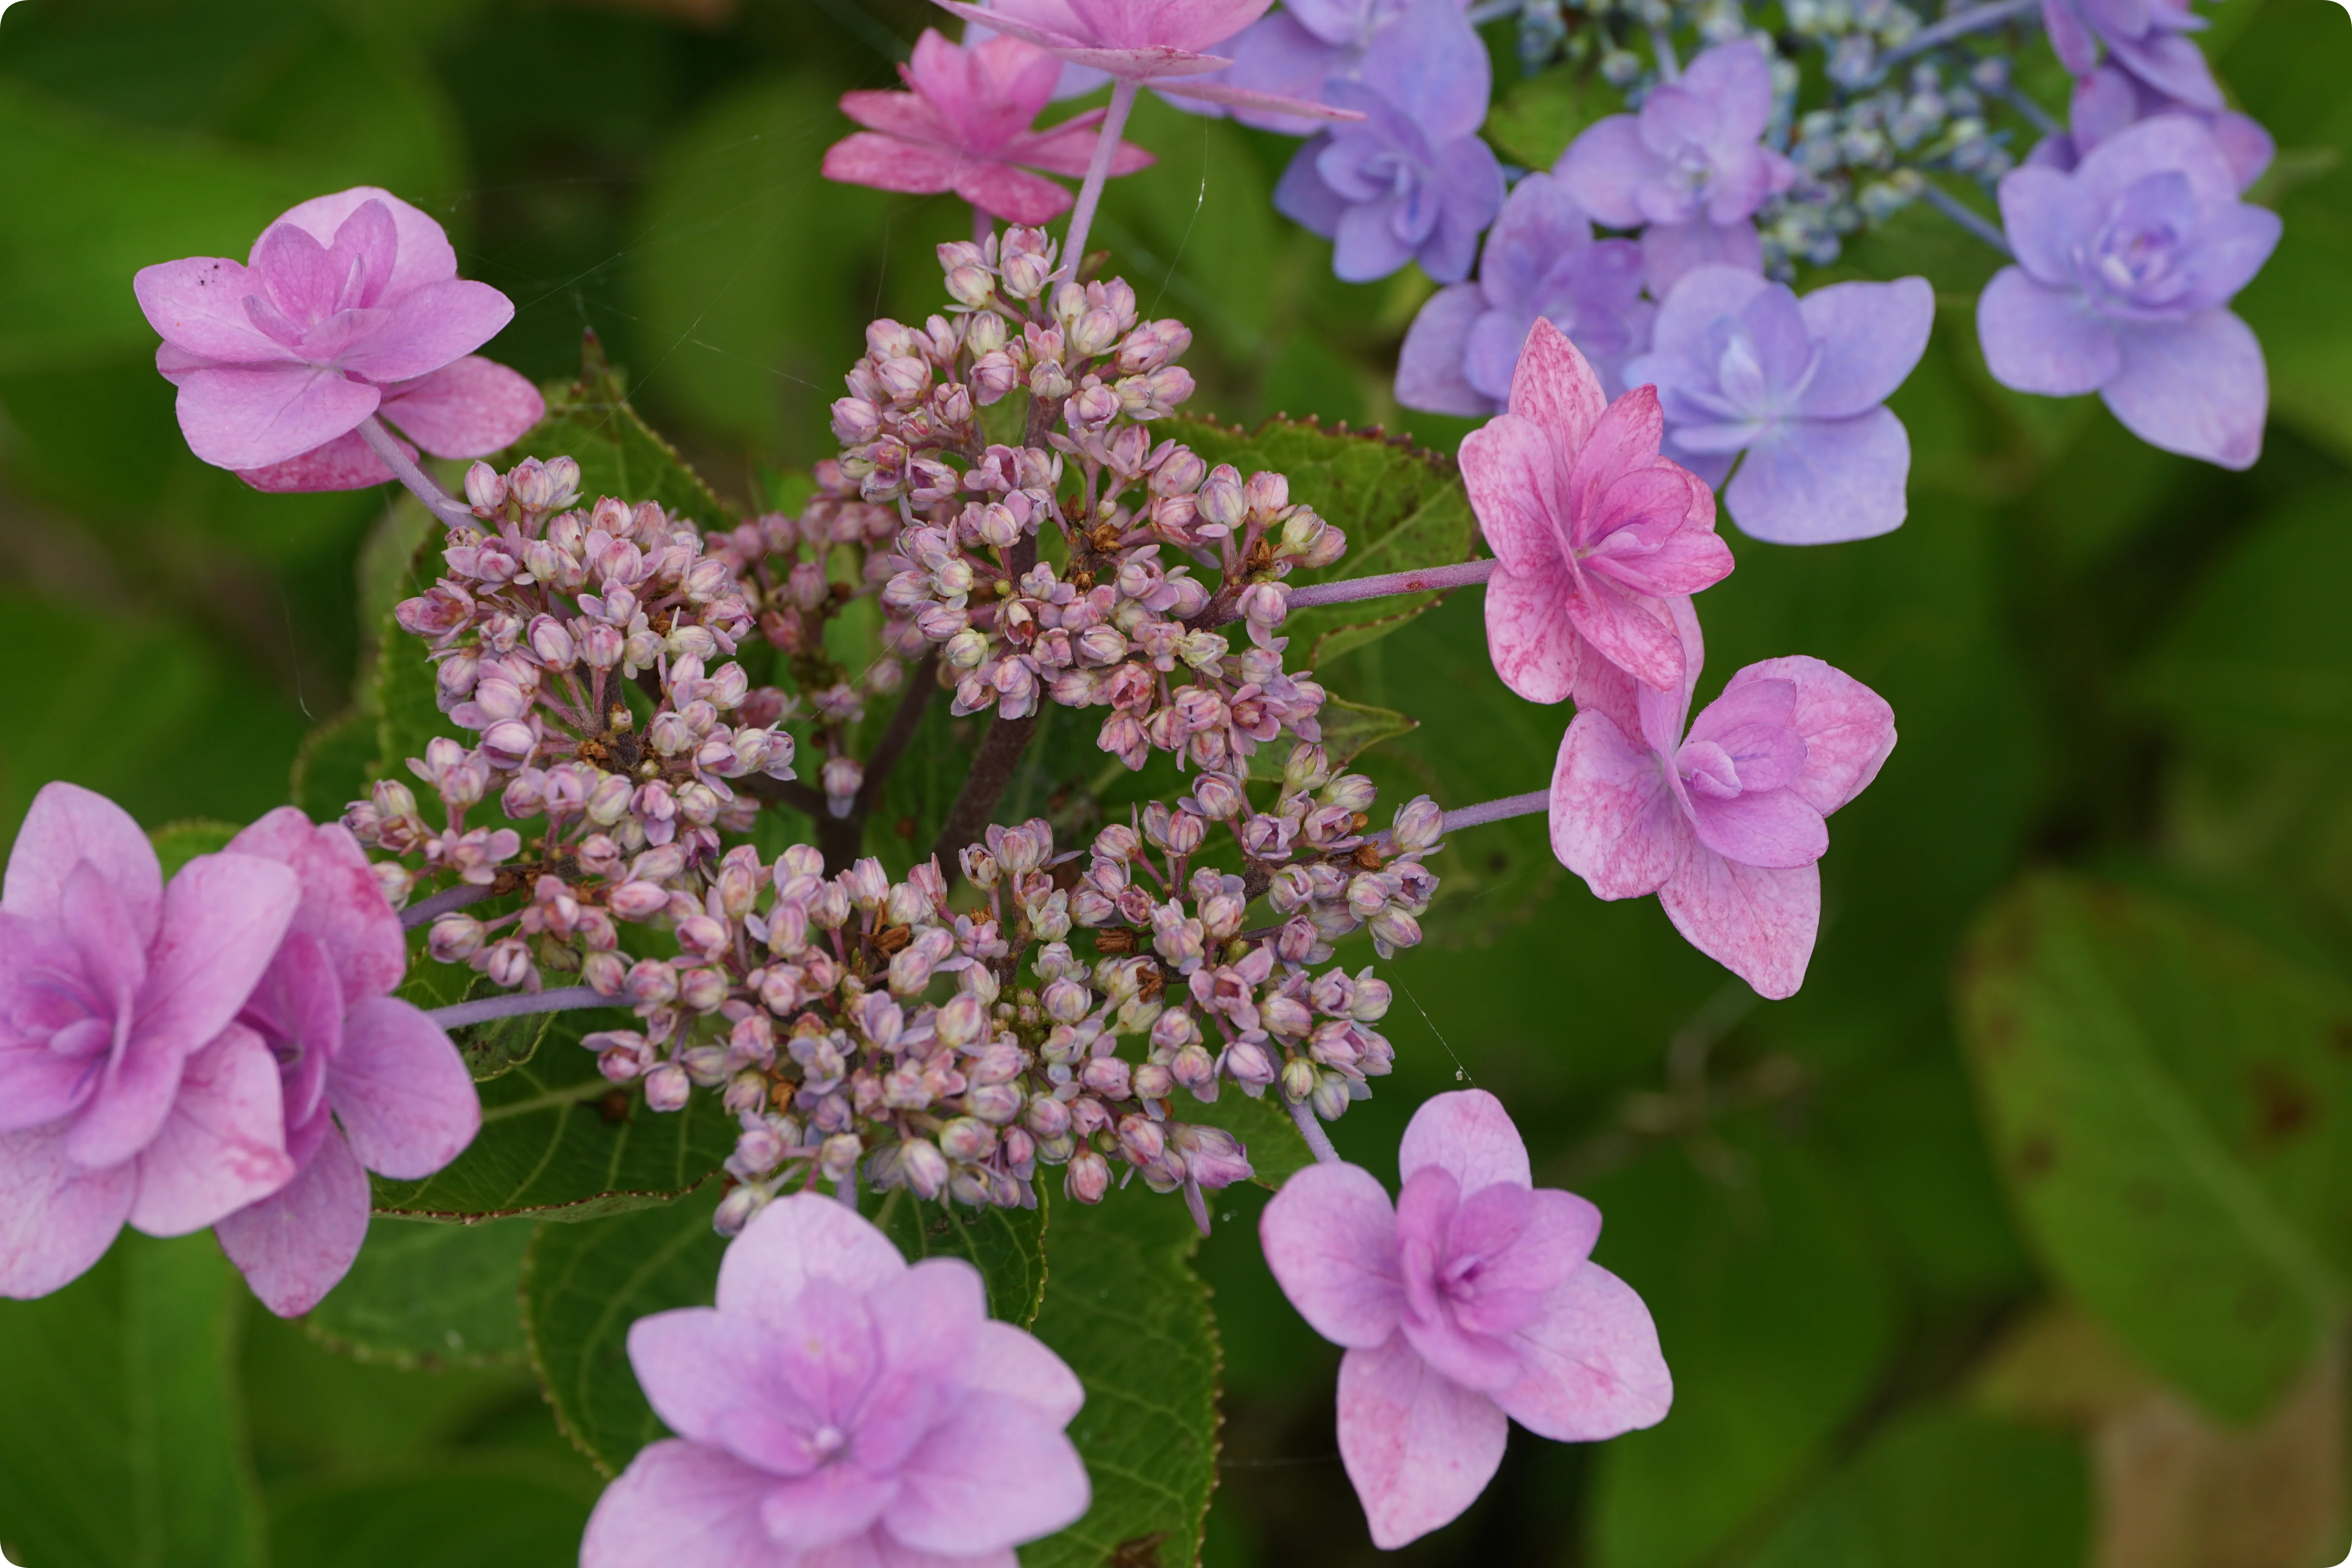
<box><xmin>0</xmin><ymin>1231</ymin><xmax>264</xmax><ymax>1568</ymax></box>
<box><xmin>504</xmin><ymin>332</ymin><xmax>730</xmax><ymax>527</ymax></box>
<box><xmin>1739</xmin><ymin>1409</ymin><xmax>2088</xmax><ymax>1568</ymax></box>
<box><xmin>877</xmin><ymin>1191</ymin><xmax>1048</xmax><ymax>1327</ymax></box>
<box><xmin>522</xmin><ymin>1186</ymin><xmax>728</xmax><ymax>1476</ymax></box>
<box><xmin>289</xmin><ymin>710</ymin><xmax>377</xmax><ymax>824</ymax></box>
<box><xmin>303</xmin><ymin>1218</ymin><xmax>535</xmax><ymax>1371</ymax></box>
<box><xmin>371</xmin><ymin>1010</ymin><xmax>739</xmax><ymax>1222</ymax></box>
<box><xmin>1179</xmin><ymin>1089</ymin><xmax>1315</xmax><ymax>1191</ymax></box>
<box><xmin>1157</xmin><ymin>414</ymin><xmax>1481</xmax><ymax>666</ymax></box>
<box><xmin>151</xmin><ymin>818</ymin><xmax>240</xmax><ymax>878</ymax></box>
<box><xmin>1588</xmin><ymin>1129</ymin><xmax>1898</xmax><ymax>1568</ymax></box>
<box><xmin>1025</xmin><ymin>1181</ymin><xmax>1222</xmax><ymax>1568</ymax></box>
<box><xmin>1245</xmin><ymin>694</ymin><xmax>1416</xmax><ymax>782</ymax></box>
<box><xmin>1956</xmin><ymin>875</ymin><xmax>2342</xmax><ymax>1421</ymax></box>
<box><xmin>265</xmin><ymin>1456</ymin><xmax>596</xmax><ymax>1568</ymax></box>
<box><xmin>1486</xmin><ymin>62</ymin><xmax>1610</xmax><ymax>169</ymax></box>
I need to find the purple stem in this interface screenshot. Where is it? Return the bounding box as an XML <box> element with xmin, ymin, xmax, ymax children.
<box><xmin>1286</xmin><ymin>557</ymin><xmax>1495</xmax><ymax>612</ymax></box>
<box><xmin>425</xmin><ymin>984</ymin><xmax>610</xmax><ymax>1030</ymax></box>
<box><xmin>1060</xmin><ymin>76</ymin><xmax>1140</xmax><ymax>279</ymax></box>
<box><xmin>1920</xmin><ymin>184</ymin><xmax>2014</xmax><ymax>256</ymax></box>
<box><xmin>834</xmin><ymin>1175</ymin><xmax>858</xmax><ymax>1208</ymax></box>
<box><xmin>1442</xmin><ymin>790</ymin><xmax>1549</xmax><ymax>834</ymax></box>
<box><xmin>355</xmin><ymin>416</ymin><xmax>474</xmax><ymax>526</ymax></box>
<box><xmin>401</xmin><ymin>882</ymin><xmax>491</xmax><ymax>932</ymax></box>
<box><xmin>1288</xmin><ymin>1098</ymin><xmax>1343</xmax><ymax>1165</ymax></box>
<box><xmin>1883</xmin><ymin>0</ymin><xmax>2040</xmax><ymax>62</ymax></box>
<box><xmin>971</xmin><ymin>202</ymin><xmax>994</xmax><ymax>248</ymax></box>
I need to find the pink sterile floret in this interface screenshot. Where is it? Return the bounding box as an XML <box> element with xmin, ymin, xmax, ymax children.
<box><xmin>1551</xmin><ymin>601</ymin><xmax>1896</xmax><ymax>1000</ymax></box>
<box><xmin>0</xmin><ymin>783</ymin><xmax>299</xmax><ymax>1299</ymax></box>
<box><xmin>209</xmin><ymin>809</ymin><xmax>481</xmax><ymax>1318</ymax></box>
<box><xmin>582</xmin><ymin>1192</ymin><xmax>1091</xmax><ymax>1568</ymax></box>
<box><xmin>826</xmin><ymin>29</ymin><xmax>1154</xmax><ymax>224</ymax></box>
<box><xmin>1460</xmin><ymin>318</ymin><xmax>1733</xmax><ymax>702</ymax></box>
<box><xmin>133</xmin><ymin>186</ymin><xmax>543</xmax><ymax>493</ymax></box>
<box><xmin>1260</xmin><ymin>1090</ymin><xmax>1671</xmax><ymax>1549</ymax></box>
<box><xmin>930</xmin><ymin>0</ymin><xmax>1358</xmax><ymax>118</ymax></box>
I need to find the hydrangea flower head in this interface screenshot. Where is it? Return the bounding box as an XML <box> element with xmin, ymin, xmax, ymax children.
<box><xmin>1219</xmin><ymin>0</ymin><xmax>1486</xmax><ymax>135</ymax></box>
<box><xmin>2043</xmin><ymin>0</ymin><xmax>2221</xmax><ymax>110</ymax></box>
<box><xmin>582</xmin><ymin>1191</ymin><xmax>1090</xmax><ymax>1568</ymax></box>
<box><xmin>1272</xmin><ymin>0</ymin><xmax>1503</xmax><ymax>283</ymax></box>
<box><xmin>824</xmin><ymin>29</ymin><xmax>1154</xmax><ymax>224</ymax></box>
<box><xmin>930</xmin><ymin>0</ymin><xmax>1355</xmax><ymax>117</ymax></box>
<box><xmin>1260</xmin><ymin>1089</ymin><xmax>1671</xmax><ymax>1548</ymax></box>
<box><xmin>209</xmin><ymin>809</ymin><xmax>481</xmax><ymax>1317</ymax></box>
<box><xmin>2028</xmin><ymin>64</ymin><xmax>2272</xmax><ymax>194</ymax></box>
<box><xmin>1458</xmin><ymin>319</ymin><xmax>1732</xmax><ymax>701</ymax></box>
<box><xmin>1550</xmin><ymin>604</ymin><xmax>1895</xmax><ymax>998</ymax></box>
<box><xmin>1555</xmin><ymin>39</ymin><xmax>1796</xmax><ymax>294</ymax></box>
<box><xmin>1624</xmin><ymin>265</ymin><xmax>1933</xmax><ymax>545</ymax></box>
<box><xmin>0</xmin><ymin>784</ymin><xmax>301</xmax><ymax>1298</ymax></box>
<box><xmin>132</xmin><ymin>187</ymin><xmax>543</xmax><ymax>493</ymax></box>
<box><xmin>1977</xmin><ymin>116</ymin><xmax>2280</xmax><ymax>470</ymax></box>
<box><xmin>1395</xmin><ymin>171</ymin><xmax>1652</xmax><ymax>415</ymax></box>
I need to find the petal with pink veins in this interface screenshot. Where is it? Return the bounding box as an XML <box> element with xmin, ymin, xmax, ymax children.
<box><xmin>379</xmin><ymin>356</ymin><xmax>546</xmax><ymax>460</ymax></box>
<box><xmin>229</xmin><ymin>809</ymin><xmax>408</xmax><ymax>1000</ymax></box>
<box><xmin>718</xmin><ymin>1190</ymin><xmax>907</xmax><ymax>1328</ymax></box>
<box><xmin>3</xmin><ymin>781</ymin><xmax>164</xmax><ymax>942</ymax></box>
<box><xmin>1682</xmin><ymin>785</ymin><xmax>1828</xmax><ymax>869</ymax></box>
<box><xmin>823</xmin><ymin>132</ymin><xmax>964</xmax><ymax>198</ymax></box>
<box><xmin>234</xmin><ymin>427</ymin><xmax>399</xmax><ymax>492</ymax></box>
<box><xmin>328</xmin><ymin>996</ymin><xmax>479</xmax><ymax>1180</ymax></box>
<box><xmin>953</xmin><ymin>161</ymin><xmax>1079</xmax><ymax>225</ymax></box>
<box><xmin>214</xmin><ymin>1122</ymin><xmax>370</xmax><ymax>1316</ymax></box>
<box><xmin>126</xmin><ymin>1024</ymin><xmax>293</xmax><ymax>1237</ymax></box>
<box><xmin>1719</xmin><ymin>657</ymin><xmax>1896</xmax><ymax>816</ymax></box>
<box><xmin>1484</xmin><ymin>562</ymin><xmax>1586</xmax><ymax>705</ymax></box>
<box><xmin>1336</xmin><ymin>1333</ymin><xmax>1510</xmax><ymax>1550</ymax></box>
<box><xmin>1460</xmin><ymin>414</ymin><xmax>1570</xmax><ymax>577</ymax></box>
<box><xmin>1550</xmin><ymin>711</ymin><xmax>1685</xmax><ymax>900</ymax></box>
<box><xmin>1657</xmin><ymin>847</ymin><xmax>1820</xmax><ymax>1000</ymax></box>
<box><xmin>0</xmin><ymin>1123</ymin><xmax>135</xmax><ymax>1299</ymax></box>
<box><xmin>1494</xmin><ymin>1261</ymin><xmax>1673</xmax><ymax>1440</ymax></box>
<box><xmin>1398</xmin><ymin>1088</ymin><xmax>1533</xmax><ymax>1195</ymax></box>
<box><xmin>1504</xmin><ymin>317</ymin><xmax>1609</xmax><ymax>457</ymax></box>
<box><xmin>173</xmin><ymin>362</ymin><xmax>381</xmax><ymax>471</ymax></box>
<box><xmin>1259</xmin><ymin>1162</ymin><xmax>1405</xmax><ymax>1348</ymax></box>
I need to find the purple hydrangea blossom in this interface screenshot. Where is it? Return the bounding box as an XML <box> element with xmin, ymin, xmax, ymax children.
<box><xmin>1217</xmin><ymin>0</ymin><xmax>1485</xmax><ymax>136</ymax></box>
<box><xmin>1551</xmin><ymin>604</ymin><xmax>1896</xmax><ymax>999</ymax></box>
<box><xmin>581</xmin><ymin>1191</ymin><xmax>1090</xmax><ymax>1568</ymax></box>
<box><xmin>1555</xmin><ymin>39</ymin><xmax>1796</xmax><ymax>296</ymax></box>
<box><xmin>0</xmin><ymin>784</ymin><xmax>301</xmax><ymax>1299</ymax></box>
<box><xmin>1623</xmin><ymin>265</ymin><xmax>1933</xmax><ymax>545</ymax></box>
<box><xmin>1272</xmin><ymin>0</ymin><xmax>1504</xmax><ymax>283</ymax></box>
<box><xmin>132</xmin><ymin>187</ymin><xmax>543</xmax><ymax>494</ymax></box>
<box><xmin>1396</xmin><ymin>171</ymin><xmax>1653</xmax><ymax>416</ymax></box>
<box><xmin>1978</xmin><ymin>116</ymin><xmax>2280</xmax><ymax>470</ymax></box>
<box><xmin>2028</xmin><ymin>64</ymin><xmax>2273</xmax><ymax>194</ymax></box>
<box><xmin>1260</xmin><ymin>1089</ymin><xmax>1671</xmax><ymax>1548</ymax></box>
<box><xmin>2043</xmin><ymin>0</ymin><xmax>2221</xmax><ymax>111</ymax></box>
<box><xmin>210</xmin><ymin>809</ymin><xmax>481</xmax><ymax>1318</ymax></box>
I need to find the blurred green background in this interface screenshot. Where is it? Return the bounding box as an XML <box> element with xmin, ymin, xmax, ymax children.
<box><xmin>5</xmin><ymin>0</ymin><xmax>2352</xmax><ymax>1564</ymax></box>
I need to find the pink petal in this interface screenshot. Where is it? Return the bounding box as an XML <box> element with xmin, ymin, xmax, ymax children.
<box><xmin>967</xmin><ymin>1321</ymin><xmax>1086</xmax><ymax>1424</ymax></box>
<box><xmin>1462</xmin><ymin>1188</ymin><xmax>1602</xmax><ymax>1325</ymax></box>
<box><xmin>379</xmin><ymin>356</ymin><xmax>546</xmax><ymax>460</ymax></box>
<box><xmin>625</xmin><ymin>1309</ymin><xmax>799</xmax><ymax>1460</ymax></box>
<box><xmin>1494</xmin><ymin>1261</ymin><xmax>1673</xmax><ymax>1441</ymax></box>
<box><xmin>1336</xmin><ymin>1334</ymin><xmax>1509</xmax><ymax>1550</ymax></box>
<box><xmin>1550</xmin><ymin>710</ymin><xmax>1686</xmax><ymax>900</ymax></box>
<box><xmin>1398</xmin><ymin>1089</ymin><xmax>1532</xmax><ymax>1196</ymax></box>
<box><xmin>125</xmin><ymin>1024</ymin><xmax>293</xmax><ymax>1237</ymax></box>
<box><xmin>884</xmin><ymin>1392</ymin><xmax>1091</xmax><ymax>1554</ymax></box>
<box><xmin>1564</xmin><ymin>384</ymin><xmax>1668</xmax><ymax>538</ymax></box>
<box><xmin>838</xmin><ymin>87</ymin><xmax>959</xmax><ymax>143</ymax></box>
<box><xmin>1484</xmin><ymin>562</ymin><xmax>1585</xmax><ymax>706</ymax></box>
<box><xmin>930</xmin><ymin>2</ymin><xmax>1233</xmax><ymax>76</ymax></box>
<box><xmin>823</xmin><ymin>132</ymin><xmax>964</xmax><ymax>197</ymax></box>
<box><xmin>2</xmin><ymin>782</ymin><xmax>163</xmax><ymax>945</ymax></box>
<box><xmin>1683</xmin><ymin>786</ymin><xmax>1828</xmax><ymax>868</ymax></box>
<box><xmin>328</xmin><ymin>996</ymin><xmax>479</xmax><ymax>1180</ymax></box>
<box><xmin>760</xmin><ymin>1465</ymin><xmax>899</xmax><ymax>1551</ymax></box>
<box><xmin>0</xmin><ymin>1122</ymin><xmax>134</xmax><ymax>1299</ymax></box>
<box><xmin>718</xmin><ymin>1191</ymin><xmax>907</xmax><ymax>1330</ymax></box>
<box><xmin>132</xmin><ymin>257</ymin><xmax>290</xmax><ymax>365</ymax></box>
<box><xmin>235</xmin><ymin>428</ymin><xmax>399</xmax><ymax>492</ymax></box>
<box><xmin>1459</xmin><ymin>413</ymin><xmax>1568</xmax><ymax>578</ymax></box>
<box><xmin>581</xmin><ymin>1438</ymin><xmax>793</xmax><ymax>1568</ymax></box>
<box><xmin>1564</xmin><ymin>577</ymin><xmax>1685</xmax><ymax>692</ymax></box>
<box><xmin>1719</xmin><ymin>657</ymin><xmax>1896</xmax><ymax>816</ymax></box>
<box><xmin>1657</xmin><ymin>847</ymin><xmax>1819</xmax><ymax>999</ymax></box>
<box><xmin>1152</xmin><ymin>76</ymin><xmax>1363</xmax><ymax>119</ymax></box>
<box><xmin>268</xmin><ymin>187</ymin><xmax>459</xmax><ymax>303</ymax></box>
<box><xmin>952</xmin><ymin>162</ymin><xmax>1079</xmax><ymax>225</ymax></box>
<box><xmin>228</xmin><ymin>809</ymin><xmax>407</xmax><ymax>1000</ymax></box>
<box><xmin>174</xmin><ymin>362</ymin><xmax>381</xmax><ymax>471</ymax></box>
<box><xmin>2102</xmin><ymin>309</ymin><xmax>2267</xmax><ymax>471</ymax></box>
<box><xmin>1505</xmin><ymin>318</ymin><xmax>1608</xmax><ymax>459</ymax></box>
<box><xmin>336</xmin><ymin>278</ymin><xmax>515</xmax><ymax>385</ymax></box>
<box><xmin>1005</xmin><ymin>113</ymin><xmax>1156</xmax><ymax>177</ymax></box>
<box><xmin>1259</xmin><ymin>1161</ymin><xmax>1405</xmax><ymax>1348</ymax></box>
<box><xmin>213</xmin><ymin>1122</ymin><xmax>370</xmax><ymax>1317</ymax></box>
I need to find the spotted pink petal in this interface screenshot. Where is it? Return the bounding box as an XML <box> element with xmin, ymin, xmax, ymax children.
<box><xmin>954</xmin><ymin>161</ymin><xmax>1083</xmax><ymax>225</ymax></box>
<box><xmin>1460</xmin><ymin>414</ymin><xmax>1568</xmax><ymax>579</ymax></box>
<box><xmin>1337</xmin><ymin>1333</ymin><xmax>1510</xmax><ymax>1550</ymax></box>
<box><xmin>1483</xmin><ymin>561</ymin><xmax>1586</xmax><ymax>706</ymax></box>
<box><xmin>1494</xmin><ymin>1261</ymin><xmax>1673</xmax><ymax>1441</ymax></box>
<box><xmin>132</xmin><ymin>257</ymin><xmax>291</xmax><ymax>366</ymax></box>
<box><xmin>1550</xmin><ymin>709</ymin><xmax>1686</xmax><ymax>902</ymax></box>
<box><xmin>0</xmin><ymin>1123</ymin><xmax>135</xmax><ymax>1299</ymax></box>
<box><xmin>822</xmin><ymin>132</ymin><xmax>968</xmax><ymax>198</ymax></box>
<box><xmin>213</xmin><ymin>1120</ymin><xmax>370</xmax><ymax>1317</ymax></box>
<box><xmin>228</xmin><ymin>810</ymin><xmax>407</xmax><ymax>1001</ymax></box>
<box><xmin>379</xmin><ymin>356</ymin><xmax>546</xmax><ymax>460</ymax></box>
<box><xmin>235</xmin><ymin>427</ymin><xmax>400</xmax><ymax>492</ymax></box>
<box><xmin>125</xmin><ymin>1024</ymin><xmax>293</xmax><ymax>1237</ymax></box>
<box><xmin>1656</xmin><ymin>846</ymin><xmax>1819</xmax><ymax>999</ymax></box>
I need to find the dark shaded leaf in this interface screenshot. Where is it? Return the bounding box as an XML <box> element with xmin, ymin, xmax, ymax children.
<box><xmin>151</xmin><ymin>818</ymin><xmax>240</xmax><ymax>878</ymax></box>
<box><xmin>878</xmin><ymin>1190</ymin><xmax>1048</xmax><ymax>1327</ymax></box>
<box><xmin>304</xmin><ymin>1218</ymin><xmax>535</xmax><ymax>1371</ymax></box>
<box><xmin>503</xmin><ymin>332</ymin><xmax>730</xmax><ymax>527</ymax></box>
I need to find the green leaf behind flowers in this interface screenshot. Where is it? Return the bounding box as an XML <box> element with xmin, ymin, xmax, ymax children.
<box><xmin>878</xmin><ymin>1190</ymin><xmax>1049</xmax><ymax>1327</ymax></box>
<box><xmin>504</xmin><ymin>332</ymin><xmax>732</xmax><ymax>528</ymax></box>
<box><xmin>303</xmin><ymin>1218</ymin><xmax>536</xmax><ymax>1371</ymax></box>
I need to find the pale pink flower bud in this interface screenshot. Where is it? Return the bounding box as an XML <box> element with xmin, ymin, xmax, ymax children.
<box><xmin>464</xmin><ymin>461</ymin><xmax>507</xmax><ymax>514</ymax></box>
<box><xmin>426</xmin><ymin>913</ymin><xmax>486</xmax><ymax>963</ymax></box>
<box><xmin>625</xmin><ymin>959</ymin><xmax>679</xmax><ymax>1006</ymax></box>
<box><xmin>1369</xmin><ymin>907</ymin><xmax>1422</xmax><ymax>957</ymax></box>
<box><xmin>939</xmin><ymin>1117</ymin><xmax>996</xmax><ymax>1164</ymax></box>
<box><xmin>641</xmin><ymin>1062</ymin><xmax>690</xmax><ymax>1112</ymax></box>
<box><xmin>1065</xmin><ymin>1148</ymin><xmax>1111</xmax><ymax>1203</ymax></box>
<box><xmin>482</xmin><ymin>937</ymin><xmax>535</xmax><ymax>991</ymax></box>
<box><xmin>900</xmin><ymin>1138</ymin><xmax>951</xmax><ymax>1199</ymax></box>
<box><xmin>1322</xmin><ymin>774</ymin><xmax>1378</xmax><ymax>813</ymax></box>
<box><xmin>579</xmin><ymin>951</ymin><xmax>626</xmax><ymax>996</ymax></box>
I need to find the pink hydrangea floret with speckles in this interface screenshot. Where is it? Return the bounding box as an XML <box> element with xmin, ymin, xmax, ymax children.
<box><xmin>1976</xmin><ymin>116</ymin><xmax>2279</xmax><ymax>471</ymax></box>
<box><xmin>582</xmin><ymin>1192</ymin><xmax>1091</xmax><ymax>1568</ymax></box>
<box><xmin>1554</xmin><ymin>39</ymin><xmax>1796</xmax><ymax>296</ymax></box>
<box><xmin>1551</xmin><ymin>601</ymin><xmax>1896</xmax><ymax>1000</ymax></box>
<box><xmin>132</xmin><ymin>187</ymin><xmax>543</xmax><ymax>494</ymax></box>
<box><xmin>1458</xmin><ymin>318</ymin><xmax>1732</xmax><ymax>704</ymax></box>
<box><xmin>208</xmin><ymin>809</ymin><xmax>481</xmax><ymax>1317</ymax></box>
<box><xmin>0</xmin><ymin>784</ymin><xmax>301</xmax><ymax>1299</ymax></box>
<box><xmin>824</xmin><ymin>29</ymin><xmax>1155</xmax><ymax>224</ymax></box>
<box><xmin>1260</xmin><ymin>1090</ymin><xmax>1671</xmax><ymax>1549</ymax></box>
<box><xmin>927</xmin><ymin>0</ymin><xmax>1356</xmax><ymax>118</ymax></box>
